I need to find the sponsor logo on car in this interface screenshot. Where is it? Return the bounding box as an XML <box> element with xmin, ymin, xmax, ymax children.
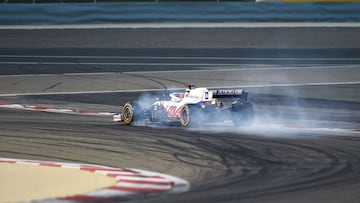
<box><xmin>166</xmin><ymin>105</ymin><xmax>182</xmax><ymax>118</ymax></box>
<box><xmin>214</xmin><ymin>89</ymin><xmax>242</xmax><ymax>95</ymax></box>
<box><xmin>205</xmin><ymin>92</ymin><xmax>209</xmax><ymax>100</ymax></box>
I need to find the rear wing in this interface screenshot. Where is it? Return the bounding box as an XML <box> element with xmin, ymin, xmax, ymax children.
<box><xmin>211</xmin><ymin>89</ymin><xmax>248</xmax><ymax>101</ymax></box>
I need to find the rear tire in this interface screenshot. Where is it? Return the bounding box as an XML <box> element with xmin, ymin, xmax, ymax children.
<box><xmin>180</xmin><ymin>105</ymin><xmax>191</xmax><ymax>127</ymax></box>
<box><xmin>232</xmin><ymin>102</ymin><xmax>254</xmax><ymax>126</ymax></box>
<box><xmin>180</xmin><ymin>105</ymin><xmax>204</xmax><ymax>127</ymax></box>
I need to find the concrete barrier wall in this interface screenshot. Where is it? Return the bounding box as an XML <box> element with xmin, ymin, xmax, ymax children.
<box><xmin>0</xmin><ymin>2</ymin><xmax>359</xmax><ymax>25</ymax></box>
<box><xmin>258</xmin><ymin>0</ymin><xmax>360</xmax><ymax>2</ymax></box>
<box><xmin>282</xmin><ymin>0</ymin><xmax>360</xmax><ymax>2</ymax></box>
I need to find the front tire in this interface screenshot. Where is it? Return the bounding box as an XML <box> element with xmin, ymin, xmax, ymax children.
<box><xmin>121</xmin><ymin>102</ymin><xmax>141</xmax><ymax>125</ymax></box>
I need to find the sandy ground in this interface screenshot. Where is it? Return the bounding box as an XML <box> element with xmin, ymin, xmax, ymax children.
<box><xmin>0</xmin><ymin>163</ymin><xmax>116</xmax><ymax>203</ymax></box>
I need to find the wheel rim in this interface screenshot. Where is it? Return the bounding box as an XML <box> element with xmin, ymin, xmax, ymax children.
<box><xmin>124</xmin><ymin>108</ymin><xmax>131</xmax><ymax>120</ymax></box>
<box><xmin>122</xmin><ymin>103</ymin><xmax>134</xmax><ymax>125</ymax></box>
<box><xmin>182</xmin><ymin>109</ymin><xmax>188</xmax><ymax>121</ymax></box>
<box><xmin>181</xmin><ymin>107</ymin><xmax>190</xmax><ymax>126</ymax></box>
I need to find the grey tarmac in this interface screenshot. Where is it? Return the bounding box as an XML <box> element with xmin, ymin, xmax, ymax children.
<box><xmin>1</xmin><ymin>25</ymin><xmax>360</xmax><ymax>203</ymax></box>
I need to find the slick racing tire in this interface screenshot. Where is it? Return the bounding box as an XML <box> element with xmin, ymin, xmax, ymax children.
<box><xmin>231</xmin><ymin>102</ymin><xmax>254</xmax><ymax>126</ymax></box>
<box><xmin>180</xmin><ymin>105</ymin><xmax>191</xmax><ymax>127</ymax></box>
<box><xmin>121</xmin><ymin>102</ymin><xmax>137</xmax><ymax>125</ymax></box>
<box><xmin>180</xmin><ymin>105</ymin><xmax>203</xmax><ymax>127</ymax></box>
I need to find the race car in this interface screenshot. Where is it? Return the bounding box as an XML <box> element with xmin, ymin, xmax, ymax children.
<box><xmin>113</xmin><ymin>85</ymin><xmax>254</xmax><ymax>127</ymax></box>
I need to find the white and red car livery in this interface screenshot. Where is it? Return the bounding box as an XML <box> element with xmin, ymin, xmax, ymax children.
<box><xmin>113</xmin><ymin>85</ymin><xmax>254</xmax><ymax>127</ymax></box>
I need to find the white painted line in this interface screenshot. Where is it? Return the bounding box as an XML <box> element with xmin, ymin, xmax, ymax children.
<box><xmin>0</xmin><ymin>73</ymin><xmax>60</xmax><ymax>77</ymax></box>
<box><xmin>61</xmin><ymin>165</ymin><xmax>81</xmax><ymax>170</ymax></box>
<box><xmin>115</xmin><ymin>182</ymin><xmax>172</xmax><ymax>190</ymax></box>
<box><xmin>0</xmin><ymin>81</ymin><xmax>359</xmax><ymax>97</ymax></box>
<box><xmin>1</xmin><ymin>54</ymin><xmax>360</xmax><ymax>61</ymax></box>
<box><xmin>0</xmin><ymin>103</ymin><xmax>115</xmax><ymax>116</ymax></box>
<box><xmin>206</xmin><ymin>81</ymin><xmax>360</xmax><ymax>89</ymax></box>
<box><xmin>0</xmin><ymin>65</ymin><xmax>358</xmax><ymax>77</ymax></box>
<box><xmin>63</xmin><ymin>72</ymin><xmax>119</xmax><ymax>76</ymax></box>
<box><xmin>0</xmin><ymin>72</ymin><xmax>120</xmax><ymax>77</ymax></box>
<box><xmin>85</xmin><ymin>189</ymin><xmax>134</xmax><ymax>197</ymax></box>
<box><xmin>0</xmin><ymin>57</ymin><xmax>359</xmax><ymax>67</ymax></box>
<box><xmin>0</xmin><ymin>61</ymin><xmax>264</xmax><ymax>66</ymax></box>
<box><xmin>0</xmin><ymin>62</ymin><xmax>213</xmax><ymax>66</ymax></box>
<box><xmin>124</xmin><ymin>65</ymin><xmax>359</xmax><ymax>74</ymax></box>
<box><xmin>0</xmin><ymin>89</ymin><xmax>166</xmax><ymax>97</ymax></box>
<box><xmin>15</xmin><ymin>161</ymin><xmax>39</xmax><ymax>166</ymax></box>
<box><xmin>95</xmin><ymin>170</ymin><xmax>139</xmax><ymax>176</ymax></box>
<box><xmin>116</xmin><ymin>176</ymin><xmax>171</xmax><ymax>183</ymax></box>
<box><xmin>0</xmin><ymin>61</ymin><xmax>43</xmax><ymax>65</ymax></box>
<box><xmin>0</xmin><ymin>62</ymin><xmax>357</xmax><ymax>68</ymax></box>
<box><xmin>1</xmin><ymin>22</ymin><xmax>360</xmax><ymax>30</ymax></box>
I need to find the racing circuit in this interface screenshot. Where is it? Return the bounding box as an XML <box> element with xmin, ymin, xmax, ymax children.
<box><xmin>1</xmin><ymin>22</ymin><xmax>360</xmax><ymax>202</ymax></box>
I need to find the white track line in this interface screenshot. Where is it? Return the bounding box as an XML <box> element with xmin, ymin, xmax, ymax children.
<box><xmin>0</xmin><ymin>81</ymin><xmax>359</xmax><ymax>97</ymax></box>
<box><xmin>0</xmin><ymin>65</ymin><xmax>358</xmax><ymax>77</ymax></box>
<box><xmin>124</xmin><ymin>65</ymin><xmax>359</xmax><ymax>74</ymax></box>
<box><xmin>0</xmin><ymin>58</ymin><xmax>359</xmax><ymax>67</ymax></box>
<box><xmin>0</xmin><ymin>89</ymin><xmax>165</xmax><ymax>97</ymax></box>
<box><xmin>1</xmin><ymin>22</ymin><xmax>360</xmax><ymax>30</ymax></box>
<box><xmin>0</xmin><ymin>62</ymin><xmax>241</xmax><ymax>66</ymax></box>
<box><xmin>0</xmin><ymin>103</ymin><xmax>114</xmax><ymax>116</ymax></box>
<box><xmin>1</xmin><ymin>55</ymin><xmax>360</xmax><ymax>61</ymax></box>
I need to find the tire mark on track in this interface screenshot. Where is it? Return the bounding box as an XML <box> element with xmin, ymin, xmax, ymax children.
<box><xmin>157</xmin><ymin>132</ymin><xmax>360</xmax><ymax>202</ymax></box>
<box><xmin>123</xmin><ymin>73</ymin><xmax>188</xmax><ymax>89</ymax></box>
<box><xmin>43</xmin><ymin>82</ymin><xmax>63</xmax><ymax>91</ymax></box>
<box><xmin>2</xmin><ymin>107</ymin><xmax>360</xmax><ymax>203</ymax></box>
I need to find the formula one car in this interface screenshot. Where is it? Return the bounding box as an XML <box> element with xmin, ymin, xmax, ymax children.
<box><xmin>113</xmin><ymin>85</ymin><xmax>254</xmax><ymax>127</ymax></box>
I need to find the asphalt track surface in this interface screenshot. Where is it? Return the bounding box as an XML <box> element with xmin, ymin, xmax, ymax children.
<box><xmin>1</xmin><ymin>26</ymin><xmax>360</xmax><ymax>203</ymax></box>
